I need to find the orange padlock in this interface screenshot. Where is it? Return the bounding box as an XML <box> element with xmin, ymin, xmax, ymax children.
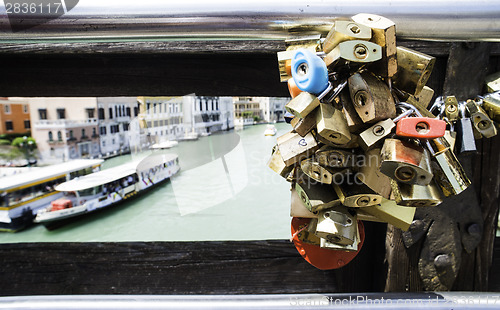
<box><xmin>291</xmin><ymin>217</ymin><xmax>364</xmax><ymax>270</ymax></box>
<box><xmin>395</xmin><ymin>117</ymin><xmax>446</xmax><ymax>139</ymax></box>
<box><xmin>287</xmin><ymin>77</ymin><xmax>303</xmax><ymax>98</ymax></box>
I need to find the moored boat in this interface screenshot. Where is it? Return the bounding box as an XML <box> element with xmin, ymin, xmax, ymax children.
<box><xmin>150</xmin><ymin>140</ymin><xmax>179</xmax><ymax>150</ymax></box>
<box><xmin>34</xmin><ymin>154</ymin><xmax>179</xmax><ymax>228</ymax></box>
<box><xmin>264</xmin><ymin>124</ymin><xmax>277</xmax><ymax>136</ymax></box>
<box><xmin>0</xmin><ymin>159</ymin><xmax>103</xmax><ymax>232</ymax></box>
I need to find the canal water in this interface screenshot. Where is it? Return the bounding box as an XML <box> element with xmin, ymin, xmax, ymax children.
<box><xmin>0</xmin><ymin>123</ymin><xmax>293</xmax><ymax>242</ymax></box>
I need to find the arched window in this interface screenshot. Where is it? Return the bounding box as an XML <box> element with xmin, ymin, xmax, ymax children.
<box><xmin>48</xmin><ymin>131</ymin><xmax>53</xmax><ymax>141</ymax></box>
<box><xmin>57</xmin><ymin>131</ymin><xmax>62</xmax><ymax>141</ymax></box>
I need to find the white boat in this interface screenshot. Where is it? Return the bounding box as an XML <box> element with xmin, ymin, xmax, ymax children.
<box><xmin>0</xmin><ymin>159</ymin><xmax>103</xmax><ymax>232</ymax></box>
<box><xmin>34</xmin><ymin>154</ymin><xmax>179</xmax><ymax>228</ymax></box>
<box><xmin>178</xmin><ymin>131</ymin><xmax>199</xmax><ymax>141</ymax></box>
<box><xmin>264</xmin><ymin>124</ymin><xmax>277</xmax><ymax>136</ymax></box>
<box><xmin>150</xmin><ymin>140</ymin><xmax>179</xmax><ymax>150</ymax></box>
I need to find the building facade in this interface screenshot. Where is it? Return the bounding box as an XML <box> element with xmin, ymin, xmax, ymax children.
<box><xmin>191</xmin><ymin>96</ymin><xmax>234</xmax><ymax>134</ymax></box>
<box><xmin>0</xmin><ymin>98</ymin><xmax>31</xmax><ymax>136</ymax></box>
<box><xmin>28</xmin><ymin>98</ymin><xmax>100</xmax><ymax>163</ymax></box>
<box><xmin>233</xmin><ymin>97</ymin><xmax>262</xmax><ymax>127</ymax></box>
<box><xmin>259</xmin><ymin>97</ymin><xmax>288</xmax><ymax>123</ymax></box>
<box><xmin>96</xmin><ymin>97</ymin><xmax>139</xmax><ymax>157</ymax></box>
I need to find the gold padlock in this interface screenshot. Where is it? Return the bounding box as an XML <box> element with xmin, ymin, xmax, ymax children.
<box><xmin>351</xmin><ymin>13</ymin><xmax>397</xmax><ymax>77</ymax></box>
<box><xmin>427</xmin><ymin>137</ymin><xmax>470</xmax><ymax>196</ymax></box>
<box><xmin>358</xmin><ymin>118</ymin><xmax>395</xmax><ymax>150</ymax></box>
<box><xmin>323</xmin><ymin>20</ymin><xmax>372</xmax><ymax>54</ymax></box>
<box><xmin>267</xmin><ymin>145</ymin><xmax>294</xmax><ymax>178</ymax></box>
<box><xmin>444</xmin><ymin>96</ymin><xmax>459</xmax><ymax>122</ymax></box>
<box><xmin>380</xmin><ymin>138</ymin><xmax>434</xmax><ymax>186</ymax></box>
<box><xmin>361</xmin><ymin>198</ymin><xmax>416</xmax><ymax>231</ymax></box>
<box><xmin>348</xmin><ymin>71</ymin><xmax>396</xmax><ymax>123</ymax></box>
<box><xmin>340</xmin><ymin>89</ymin><xmax>365</xmax><ymax>132</ymax></box>
<box><xmin>277</xmin><ymin>131</ymin><xmax>320</xmax><ymax>166</ymax></box>
<box><xmin>320</xmin><ymin>224</ymin><xmax>360</xmax><ymax>252</ymax></box>
<box><xmin>393</xmin><ymin>46</ymin><xmax>435</xmax><ymax>97</ymax></box>
<box><xmin>333</xmin><ymin>183</ymin><xmax>383</xmax><ymax>207</ymax></box>
<box><xmin>357</xmin><ymin>148</ymin><xmax>392</xmax><ymax>199</ymax></box>
<box><xmin>391</xmin><ymin>180</ymin><xmax>442</xmax><ymax>208</ymax></box>
<box><xmin>405</xmin><ymin>86</ymin><xmax>435</xmax><ymax>118</ymax></box>
<box><xmin>315</xmin><ymin>146</ymin><xmax>359</xmax><ymax>168</ymax></box>
<box><xmin>315</xmin><ymin>206</ymin><xmax>357</xmax><ymax>245</ymax></box>
<box><xmin>295</xmin><ymin>180</ymin><xmax>341</xmax><ymax>212</ymax></box>
<box><xmin>290</xmin><ymin>187</ymin><xmax>318</xmax><ymax>218</ymax></box>
<box><xmin>290</xmin><ymin>108</ymin><xmax>317</xmax><ymax>137</ymax></box>
<box><xmin>285</xmin><ymin>92</ymin><xmax>321</xmax><ymax>118</ymax></box>
<box><xmin>300</xmin><ymin>158</ymin><xmax>335</xmax><ymax>184</ymax></box>
<box><xmin>316</xmin><ymin>102</ymin><xmax>351</xmax><ymax>145</ymax></box>
<box><xmin>482</xmin><ymin>93</ymin><xmax>500</xmax><ymax>123</ymax></box>
<box><xmin>324</xmin><ymin>40</ymin><xmax>382</xmax><ymax>67</ymax></box>
<box><xmin>315</xmin><ymin>131</ymin><xmax>360</xmax><ymax>149</ymax></box>
<box><xmin>295</xmin><ymin>218</ymin><xmax>321</xmax><ymax>245</ymax></box>
<box><xmin>485</xmin><ymin>71</ymin><xmax>500</xmax><ymax>92</ymax></box>
<box><xmin>466</xmin><ymin>99</ymin><xmax>498</xmax><ymax>138</ymax></box>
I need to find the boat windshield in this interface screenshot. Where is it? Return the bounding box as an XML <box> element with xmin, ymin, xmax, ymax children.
<box><xmin>77</xmin><ymin>185</ymin><xmax>103</xmax><ymax>197</ymax></box>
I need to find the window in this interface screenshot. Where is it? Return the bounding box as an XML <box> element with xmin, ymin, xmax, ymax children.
<box><xmin>5</xmin><ymin>121</ymin><xmax>13</xmax><ymax>131</ymax></box>
<box><xmin>57</xmin><ymin>131</ymin><xmax>62</xmax><ymax>141</ymax></box>
<box><xmin>109</xmin><ymin>107</ymin><xmax>113</xmax><ymax>119</ymax></box>
<box><xmin>86</xmin><ymin>108</ymin><xmax>95</xmax><ymax>119</ymax></box>
<box><xmin>198</xmin><ymin>99</ymin><xmax>202</xmax><ymax>111</ymax></box>
<box><xmin>98</xmin><ymin>108</ymin><xmax>105</xmax><ymax>120</ymax></box>
<box><xmin>24</xmin><ymin>120</ymin><xmax>30</xmax><ymax>129</ymax></box>
<box><xmin>134</xmin><ymin>107</ymin><xmax>139</xmax><ymax>117</ymax></box>
<box><xmin>4</xmin><ymin>104</ymin><xmax>10</xmax><ymax>114</ymax></box>
<box><xmin>123</xmin><ymin>123</ymin><xmax>129</xmax><ymax>131</ymax></box>
<box><xmin>23</xmin><ymin>105</ymin><xmax>28</xmax><ymax>113</ymax></box>
<box><xmin>153</xmin><ymin>103</ymin><xmax>157</xmax><ymax>114</ymax></box>
<box><xmin>115</xmin><ymin>106</ymin><xmax>119</xmax><ymax>117</ymax></box>
<box><xmin>146</xmin><ymin>102</ymin><xmax>151</xmax><ymax>113</ymax></box>
<box><xmin>56</xmin><ymin>108</ymin><xmax>65</xmax><ymax>119</ymax></box>
<box><xmin>69</xmin><ymin>130</ymin><xmax>74</xmax><ymax>139</ymax></box>
<box><xmin>126</xmin><ymin>107</ymin><xmax>131</xmax><ymax>117</ymax></box>
<box><xmin>38</xmin><ymin>109</ymin><xmax>47</xmax><ymax>120</ymax></box>
<box><xmin>48</xmin><ymin>131</ymin><xmax>53</xmax><ymax>141</ymax></box>
<box><xmin>100</xmin><ymin>126</ymin><xmax>107</xmax><ymax>135</ymax></box>
<box><xmin>92</xmin><ymin>128</ymin><xmax>97</xmax><ymax>137</ymax></box>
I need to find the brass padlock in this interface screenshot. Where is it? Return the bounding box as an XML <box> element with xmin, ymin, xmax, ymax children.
<box><xmin>357</xmin><ymin>148</ymin><xmax>392</xmax><ymax>199</ymax></box>
<box><xmin>393</xmin><ymin>46</ymin><xmax>435</xmax><ymax>97</ymax></box>
<box><xmin>285</xmin><ymin>92</ymin><xmax>321</xmax><ymax>118</ymax></box>
<box><xmin>482</xmin><ymin>93</ymin><xmax>500</xmax><ymax>123</ymax></box>
<box><xmin>351</xmin><ymin>13</ymin><xmax>397</xmax><ymax>77</ymax></box>
<box><xmin>348</xmin><ymin>71</ymin><xmax>396</xmax><ymax>123</ymax></box>
<box><xmin>295</xmin><ymin>217</ymin><xmax>321</xmax><ymax>245</ymax></box>
<box><xmin>290</xmin><ymin>108</ymin><xmax>317</xmax><ymax>137</ymax></box>
<box><xmin>333</xmin><ymin>183</ymin><xmax>383</xmax><ymax>207</ymax></box>
<box><xmin>315</xmin><ymin>207</ymin><xmax>357</xmax><ymax>245</ymax></box>
<box><xmin>300</xmin><ymin>158</ymin><xmax>335</xmax><ymax>184</ymax></box>
<box><xmin>315</xmin><ymin>146</ymin><xmax>359</xmax><ymax>168</ymax></box>
<box><xmin>405</xmin><ymin>86</ymin><xmax>435</xmax><ymax>118</ymax></box>
<box><xmin>290</xmin><ymin>187</ymin><xmax>318</xmax><ymax>218</ymax></box>
<box><xmin>444</xmin><ymin>96</ymin><xmax>459</xmax><ymax>122</ymax></box>
<box><xmin>358</xmin><ymin>118</ymin><xmax>395</xmax><ymax>150</ymax></box>
<box><xmin>323</xmin><ymin>20</ymin><xmax>372</xmax><ymax>54</ymax></box>
<box><xmin>380</xmin><ymin>139</ymin><xmax>434</xmax><ymax>186</ymax></box>
<box><xmin>391</xmin><ymin>179</ymin><xmax>442</xmax><ymax>208</ymax></box>
<box><xmin>466</xmin><ymin>99</ymin><xmax>498</xmax><ymax>138</ymax></box>
<box><xmin>427</xmin><ymin>137</ymin><xmax>470</xmax><ymax>196</ymax></box>
<box><xmin>295</xmin><ymin>180</ymin><xmax>341</xmax><ymax>212</ymax></box>
<box><xmin>267</xmin><ymin>145</ymin><xmax>294</xmax><ymax>178</ymax></box>
<box><xmin>361</xmin><ymin>198</ymin><xmax>416</xmax><ymax>231</ymax></box>
<box><xmin>485</xmin><ymin>71</ymin><xmax>500</xmax><ymax>92</ymax></box>
<box><xmin>277</xmin><ymin>131</ymin><xmax>320</xmax><ymax>166</ymax></box>
<box><xmin>324</xmin><ymin>40</ymin><xmax>382</xmax><ymax>67</ymax></box>
<box><xmin>320</xmin><ymin>225</ymin><xmax>360</xmax><ymax>252</ymax></box>
<box><xmin>316</xmin><ymin>102</ymin><xmax>351</xmax><ymax>145</ymax></box>
<box><xmin>315</xmin><ymin>131</ymin><xmax>360</xmax><ymax>149</ymax></box>
<box><xmin>340</xmin><ymin>89</ymin><xmax>365</xmax><ymax>132</ymax></box>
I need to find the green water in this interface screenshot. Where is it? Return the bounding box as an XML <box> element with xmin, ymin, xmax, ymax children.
<box><xmin>0</xmin><ymin>123</ymin><xmax>292</xmax><ymax>242</ymax></box>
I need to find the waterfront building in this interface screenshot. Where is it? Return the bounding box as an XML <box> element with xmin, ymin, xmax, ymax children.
<box><xmin>258</xmin><ymin>97</ymin><xmax>288</xmax><ymax>123</ymax></box>
<box><xmin>191</xmin><ymin>96</ymin><xmax>234</xmax><ymax>134</ymax></box>
<box><xmin>96</xmin><ymin>97</ymin><xmax>140</xmax><ymax>157</ymax></box>
<box><xmin>28</xmin><ymin>97</ymin><xmax>100</xmax><ymax>163</ymax></box>
<box><xmin>233</xmin><ymin>97</ymin><xmax>262</xmax><ymax>127</ymax></box>
<box><xmin>0</xmin><ymin>98</ymin><xmax>31</xmax><ymax>136</ymax></box>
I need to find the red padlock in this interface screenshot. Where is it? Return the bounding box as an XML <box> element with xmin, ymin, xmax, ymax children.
<box><xmin>395</xmin><ymin>117</ymin><xmax>446</xmax><ymax>139</ymax></box>
<box><xmin>291</xmin><ymin>217</ymin><xmax>364</xmax><ymax>270</ymax></box>
<box><xmin>287</xmin><ymin>77</ymin><xmax>303</xmax><ymax>99</ymax></box>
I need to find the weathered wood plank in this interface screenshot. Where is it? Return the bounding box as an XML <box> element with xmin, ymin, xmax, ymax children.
<box><xmin>0</xmin><ymin>222</ymin><xmax>387</xmax><ymax>296</ymax></box>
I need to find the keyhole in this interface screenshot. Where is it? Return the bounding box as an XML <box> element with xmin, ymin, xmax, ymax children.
<box><xmin>296</xmin><ymin>63</ymin><xmax>308</xmax><ymax>77</ymax></box>
<box><xmin>372</xmin><ymin>125</ymin><xmax>385</xmax><ymax>136</ymax></box>
<box><xmin>354</xmin><ymin>91</ymin><xmax>368</xmax><ymax>108</ymax></box>
<box><xmin>415</xmin><ymin>122</ymin><xmax>430</xmax><ymax>134</ymax></box>
<box><xmin>356</xmin><ymin>196</ymin><xmax>370</xmax><ymax>207</ymax></box>
<box><xmin>395</xmin><ymin>166</ymin><xmax>416</xmax><ymax>182</ymax></box>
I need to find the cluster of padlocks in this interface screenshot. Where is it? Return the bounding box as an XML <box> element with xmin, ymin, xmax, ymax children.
<box><xmin>268</xmin><ymin>13</ymin><xmax>500</xmax><ymax>270</ymax></box>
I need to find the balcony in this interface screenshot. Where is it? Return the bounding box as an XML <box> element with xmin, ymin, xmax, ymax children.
<box><xmin>34</xmin><ymin>118</ymin><xmax>98</xmax><ymax>129</ymax></box>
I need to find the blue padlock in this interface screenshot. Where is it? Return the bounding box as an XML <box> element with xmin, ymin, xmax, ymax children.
<box><xmin>291</xmin><ymin>49</ymin><xmax>329</xmax><ymax>95</ymax></box>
